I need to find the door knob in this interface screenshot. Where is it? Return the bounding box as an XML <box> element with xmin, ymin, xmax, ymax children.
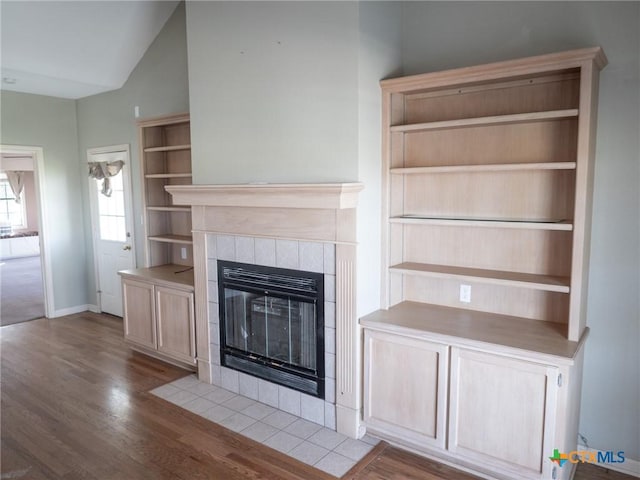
<box><xmin>123</xmin><ymin>245</ymin><xmax>132</xmax><ymax>251</ymax></box>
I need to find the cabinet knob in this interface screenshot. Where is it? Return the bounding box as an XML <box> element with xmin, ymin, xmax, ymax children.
<box><xmin>123</xmin><ymin>245</ymin><xmax>132</xmax><ymax>251</ymax></box>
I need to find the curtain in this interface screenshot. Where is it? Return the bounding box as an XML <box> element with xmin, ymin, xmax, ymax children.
<box><xmin>5</xmin><ymin>171</ymin><xmax>25</xmax><ymax>204</ymax></box>
<box><xmin>88</xmin><ymin>160</ymin><xmax>124</xmax><ymax>197</ymax></box>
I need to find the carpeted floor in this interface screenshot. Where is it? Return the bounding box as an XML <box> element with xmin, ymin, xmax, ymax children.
<box><xmin>0</xmin><ymin>255</ymin><xmax>45</xmax><ymax>326</ymax></box>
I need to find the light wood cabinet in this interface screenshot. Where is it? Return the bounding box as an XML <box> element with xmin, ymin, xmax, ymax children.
<box><xmin>138</xmin><ymin>113</ymin><xmax>193</xmax><ymax>267</ymax></box>
<box><xmin>122</xmin><ymin>278</ymin><xmax>156</xmax><ymax>350</ymax></box>
<box><xmin>361</xmin><ymin>317</ymin><xmax>581</xmax><ymax>480</ymax></box>
<box><xmin>364</xmin><ymin>330</ymin><xmax>448</xmax><ymax>450</ymax></box>
<box><xmin>120</xmin><ymin>265</ymin><xmax>196</xmax><ymax>369</ymax></box>
<box><xmin>449</xmin><ymin>348</ymin><xmax>558</xmax><ymax>480</ymax></box>
<box><xmin>362</xmin><ymin>48</ymin><xmax>606</xmax><ymax>480</ymax></box>
<box><xmin>155</xmin><ymin>285</ymin><xmax>195</xmax><ymax>365</ymax></box>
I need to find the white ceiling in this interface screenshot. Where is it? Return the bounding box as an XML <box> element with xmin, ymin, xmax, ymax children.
<box><xmin>1</xmin><ymin>1</ymin><xmax>180</xmax><ymax>99</ymax></box>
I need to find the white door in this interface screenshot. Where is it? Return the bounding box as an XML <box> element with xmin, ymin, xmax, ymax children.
<box><xmin>88</xmin><ymin>146</ymin><xmax>135</xmax><ymax>317</ymax></box>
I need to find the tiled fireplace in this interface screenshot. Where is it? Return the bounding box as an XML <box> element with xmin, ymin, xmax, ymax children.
<box><xmin>207</xmin><ymin>235</ymin><xmax>337</xmax><ymax>428</ymax></box>
<box><xmin>167</xmin><ymin>183</ymin><xmax>364</xmax><ymax>437</ymax></box>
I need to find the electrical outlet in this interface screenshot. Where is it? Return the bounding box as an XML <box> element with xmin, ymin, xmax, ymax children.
<box><xmin>181</xmin><ymin>247</ymin><xmax>187</xmax><ymax>260</ymax></box>
<box><xmin>460</xmin><ymin>284</ymin><xmax>471</xmax><ymax>303</ymax></box>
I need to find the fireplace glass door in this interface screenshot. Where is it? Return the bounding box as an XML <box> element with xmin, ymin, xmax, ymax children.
<box><xmin>224</xmin><ymin>289</ymin><xmax>317</xmax><ymax>371</ymax></box>
<box><xmin>218</xmin><ymin>261</ymin><xmax>324</xmax><ymax>398</ymax></box>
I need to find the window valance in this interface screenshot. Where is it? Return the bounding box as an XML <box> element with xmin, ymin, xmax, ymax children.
<box><xmin>88</xmin><ymin>160</ymin><xmax>124</xmax><ymax>197</ymax></box>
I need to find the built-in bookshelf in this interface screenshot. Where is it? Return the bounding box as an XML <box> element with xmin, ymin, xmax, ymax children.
<box><xmin>361</xmin><ymin>48</ymin><xmax>607</xmax><ymax>480</ymax></box>
<box><xmin>121</xmin><ymin>113</ymin><xmax>196</xmax><ymax>370</ymax></box>
<box><xmin>377</xmin><ymin>50</ymin><xmax>609</xmax><ymax>341</ymax></box>
<box><xmin>138</xmin><ymin>113</ymin><xmax>193</xmax><ymax>267</ymax></box>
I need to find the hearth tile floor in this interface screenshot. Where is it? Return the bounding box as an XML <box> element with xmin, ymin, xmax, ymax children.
<box><xmin>151</xmin><ymin>374</ymin><xmax>379</xmax><ymax>477</ymax></box>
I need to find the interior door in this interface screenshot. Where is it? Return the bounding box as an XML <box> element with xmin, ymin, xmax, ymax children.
<box><xmin>88</xmin><ymin>146</ymin><xmax>135</xmax><ymax>317</ymax></box>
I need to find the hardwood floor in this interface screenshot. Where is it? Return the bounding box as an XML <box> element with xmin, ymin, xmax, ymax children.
<box><xmin>0</xmin><ymin>313</ymin><xmax>634</xmax><ymax>480</ymax></box>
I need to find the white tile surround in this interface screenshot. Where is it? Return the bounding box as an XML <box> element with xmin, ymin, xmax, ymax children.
<box><xmin>207</xmin><ymin>234</ymin><xmax>338</xmax><ymax>429</ymax></box>
<box><xmin>151</xmin><ymin>374</ymin><xmax>379</xmax><ymax>478</ymax></box>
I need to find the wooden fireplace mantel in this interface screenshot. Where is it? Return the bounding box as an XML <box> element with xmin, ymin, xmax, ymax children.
<box><xmin>165</xmin><ymin>182</ymin><xmax>364</xmax><ymax>210</ymax></box>
<box><xmin>166</xmin><ymin>182</ymin><xmax>364</xmax><ymax>245</ymax></box>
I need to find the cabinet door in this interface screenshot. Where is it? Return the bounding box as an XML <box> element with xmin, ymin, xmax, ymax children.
<box><xmin>122</xmin><ymin>279</ymin><xmax>156</xmax><ymax>349</ymax></box>
<box><xmin>449</xmin><ymin>347</ymin><xmax>558</xmax><ymax>479</ymax></box>
<box><xmin>155</xmin><ymin>286</ymin><xmax>195</xmax><ymax>364</ymax></box>
<box><xmin>364</xmin><ymin>329</ymin><xmax>448</xmax><ymax>449</ymax></box>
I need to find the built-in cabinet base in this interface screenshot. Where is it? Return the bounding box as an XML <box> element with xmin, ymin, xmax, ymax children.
<box><xmin>362</xmin><ymin>315</ymin><xmax>586</xmax><ymax>480</ymax></box>
<box><xmin>120</xmin><ymin>265</ymin><xmax>196</xmax><ymax>369</ymax></box>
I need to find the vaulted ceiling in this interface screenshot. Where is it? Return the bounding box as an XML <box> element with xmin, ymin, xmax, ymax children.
<box><xmin>0</xmin><ymin>1</ymin><xmax>180</xmax><ymax>99</ymax></box>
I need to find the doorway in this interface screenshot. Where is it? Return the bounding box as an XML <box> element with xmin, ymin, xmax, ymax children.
<box><xmin>0</xmin><ymin>145</ymin><xmax>52</xmax><ymax>326</ymax></box>
<box><xmin>87</xmin><ymin>145</ymin><xmax>135</xmax><ymax>317</ymax></box>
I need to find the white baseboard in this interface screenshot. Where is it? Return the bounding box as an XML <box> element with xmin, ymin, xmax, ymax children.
<box><xmin>87</xmin><ymin>304</ymin><xmax>100</xmax><ymax>313</ymax></box>
<box><xmin>51</xmin><ymin>304</ymin><xmax>91</xmax><ymax>318</ymax></box>
<box><xmin>577</xmin><ymin>445</ymin><xmax>640</xmax><ymax>477</ymax></box>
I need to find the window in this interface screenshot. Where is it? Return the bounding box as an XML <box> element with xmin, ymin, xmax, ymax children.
<box><xmin>95</xmin><ymin>170</ymin><xmax>126</xmax><ymax>242</ymax></box>
<box><xmin>0</xmin><ymin>173</ymin><xmax>26</xmax><ymax>230</ymax></box>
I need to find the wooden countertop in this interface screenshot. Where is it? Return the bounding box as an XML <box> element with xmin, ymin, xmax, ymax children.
<box><xmin>360</xmin><ymin>301</ymin><xmax>586</xmax><ymax>365</ymax></box>
<box><xmin>118</xmin><ymin>264</ymin><xmax>194</xmax><ymax>291</ymax></box>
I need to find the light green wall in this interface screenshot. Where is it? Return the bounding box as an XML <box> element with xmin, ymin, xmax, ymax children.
<box><xmin>76</xmin><ymin>2</ymin><xmax>189</xmax><ymax>302</ymax></box>
<box><xmin>356</xmin><ymin>2</ymin><xmax>403</xmax><ymax>317</ymax></box>
<box><xmin>0</xmin><ymin>91</ymin><xmax>87</xmax><ymax>312</ymax></box>
<box><xmin>401</xmin><ymin>1</ymin><xmax>640</xmax><ymax>461</ymax></box>
<box><xmin>186</xmin><ymin>1</ymin><xmax>360</xmax><ymax>184</ymax></box>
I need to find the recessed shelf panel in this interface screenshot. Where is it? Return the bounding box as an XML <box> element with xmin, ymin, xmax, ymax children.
<box><xmin>390</xmin><ymin>262</ymin><xmax>570</xmax><ymax>293</ymax></box>
<box><xmin>145</xmin><ymin>173</ymin><xmax>192</xmax><ymax>179</ymax></box>
<box><xmin>144</xmin><ymin>144</ymin><xmax>191</xmax><ymax>153</ymax></box>
<box><xmin>390</xmin><ymin>162</ymin><xmax>576</xmax><ymax>174</ymax></box>
<box><xmin>401</xmin><ymin>169</ymin><xmax>575</xmax><ymax>221</ymax></box>
<box><xmin>147</xmin><ymin>206</ymin><xmax>191</xmax><ymax>212</ymax></box>
<box><xmin>390</xmin><ymin>109</ymin><xmax>578</xmax><ymax>133</ymax></box>
<box><xmin>390</xmin><ymin>216</ymin><xmax>573</xmax><ymax>231</ymax></box>
<box><xmin>148</xmin><ymin>234</ymin><xmax>193</xmax><ymax>245</ymax></box>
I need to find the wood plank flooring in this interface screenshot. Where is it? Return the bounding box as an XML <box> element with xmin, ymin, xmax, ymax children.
<box><xmin>0</xmin><ymin>312</ymin><xmax>634</xmax><ymax>479</ymax></box>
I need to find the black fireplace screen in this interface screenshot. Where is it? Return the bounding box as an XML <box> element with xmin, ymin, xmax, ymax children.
<box><xmin>218</xmin><ymin>261</ymin><xmax>324</xmax><ymax>398</ymax></box>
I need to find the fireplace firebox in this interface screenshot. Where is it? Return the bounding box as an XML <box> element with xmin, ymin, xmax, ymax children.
<box><xmin>217</xmin><ymin>261</ymin><xmax>324</xmax><ymax>398</ymax></box>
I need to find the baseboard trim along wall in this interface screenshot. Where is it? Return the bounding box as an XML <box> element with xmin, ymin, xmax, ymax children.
<box><xmin>52</xmin><ymin>305</ymin><xmax>96</xmax><ymax>318</ymax></box>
